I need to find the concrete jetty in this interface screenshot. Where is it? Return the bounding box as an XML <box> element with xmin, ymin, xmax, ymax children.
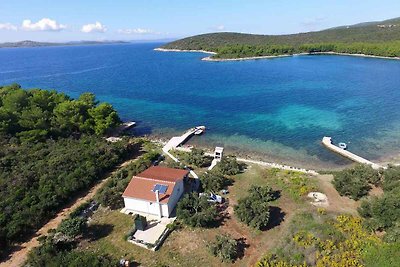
<box><xmin>162</xmin><ymin>127</ymin><xmax>206</xmax><ymax>179</ymax></box>
<box><xmin>162</xmin><ymin>127</ymin><xmax>200</xmax><ymax>152</ymax></box>
<box><xmin>162</xmin><ymin>128</ymin><xmax>319</xmax><ymax>175</ymax></box>
<box><xmin>322</xmin><ymin>137</ymin><xmax>383</xmax><ymax>170</ymax></box>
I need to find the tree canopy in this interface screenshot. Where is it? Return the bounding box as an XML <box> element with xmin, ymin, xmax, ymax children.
<box><xmin>176</xmin><ymin>193</ymin><xmax>219</xmax><ymax>227</ymax></box>
<box><xmin>0</xmin><ymin>85</ymin><xmax>134</xmax><ymax>258</ymax></box>
<box><xmin>0</xmin><ymin>84</ymin><xmax>121</xmax><ymax>141</ymax></box>
<box><xmin>208</xmin><ymin>234</ymin><xmax>240</xmax><ymax>263</ymax></box>
<box><xmin>332</xmin><ymin>164</ymin><xmax>380</xmax><ymax>200</ymax></box>
<box><xmin>333</xmin><ymin>164</ymin><xmax>400</xmax><ymax>242</ymax></box>
<box><xmin>214</xmin><ymin>155</ymin><xmax>243</xmax><ymax>176</ymax></box>
<box><xmin>234</xmin><ymin>185</ymin><xmax>276</xmax><ymax>230</ymax></box>
<box><xmin>200</xmin><ymin>171</ymin><xmax>232</xmax><ymax>193</ymax></box>
<box><xmin>0</xmin><ymin>136</ymin><xmax>133</xmax><ymax>250</ymax></box>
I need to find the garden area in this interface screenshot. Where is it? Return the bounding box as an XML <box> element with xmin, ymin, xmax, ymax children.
<box><xmin>50</xmin><ymin>153</ymin><xmax>328</xmax><ymax>266</ymax></box>
<box><xmin>23</xmin><ymin>145</ymin><xmax>400</xmax><ymax>266</ymax></box>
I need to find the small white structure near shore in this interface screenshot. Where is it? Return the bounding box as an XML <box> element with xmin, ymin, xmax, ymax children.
<box><xmin>208</xmin><ymin>147</ymin><xmax>224</xmax><ymax>170</ymax></box>
<box><xmin>122</xmin><ymin>166</ymin><xmax>189</xmax><ymax>218</ymax></box>
<box><xmin>214</xmin><ymin>147</ymin><xmax>224</xmax><ymax>160</ymax></box>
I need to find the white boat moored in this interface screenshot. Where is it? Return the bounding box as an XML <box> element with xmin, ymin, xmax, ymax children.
<box><xmin>338</xmin><ymin>142</ymin><xmax>347</xmax><ymax>150</ymax></box>
<box><xmin>194</xmin><ymin>126</ymin><xmax>206</xmax><ymax>135</ymax></box>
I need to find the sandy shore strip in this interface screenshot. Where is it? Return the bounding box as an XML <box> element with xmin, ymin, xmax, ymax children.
<box><xmin>202</xmin><ymin>54</ymin><xmax>293</xmax><ymax>61</ymax></box>
<box><xmin>155</xmin><ymin>47</ymin><xmax>400</xmax><ymax>62</ymax></box>
<box><xmin>310</xmin><ymin>52</ymin><xmax>400</xmax><ymax>60</ymax></box>
<box><xmin>154</xmin><ymin>47</ymin><xmax>217</xmax><ymax>55</ymax></box>
<box><xmin>203</xmin><ymin>52</ymin><xmax>400</xmax><ymax>62</ymax></box>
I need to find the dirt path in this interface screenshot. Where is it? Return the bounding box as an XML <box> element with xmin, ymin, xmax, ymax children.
<box><xmin>1</xmin><ymin>156</ymin><xmax>139</xmax><ymax>267</ymax></box>
<box><xmin>219</xmin><ymin>194</ymin><xmax>298</xmax><ymax>267</ymax></box>
<box><xmin>315</xmin><ymin>174</ymin><xmax>359</xmax><ymax>215</ymax></box>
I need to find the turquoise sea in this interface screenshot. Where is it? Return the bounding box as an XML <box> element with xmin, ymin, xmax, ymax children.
<box><xmin>1</xmin><ymin>43</ymin><xmax>400</xmax><ymax>168</ymax></box>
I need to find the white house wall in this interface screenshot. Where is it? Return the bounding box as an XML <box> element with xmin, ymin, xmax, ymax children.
<box><xmin>167</xmin><ymin>180</ymin><xmax>184</xmax><ymax>214</ymax></box>
<box><xmin>123</xmin><ymin>197</ymin><xmax>168</xmax><ymax>217</ymax></box>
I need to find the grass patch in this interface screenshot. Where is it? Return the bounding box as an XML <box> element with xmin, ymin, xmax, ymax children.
<box><xmin>231</xmin><ymin>166</ymin><xmax>317</xmax><ymax>204</ymax></box>
<box><xmin>80</xmin><ymin>208</ymin><xmax>224</xmax><ymax>267</ymax></box>
<box><xmin>262</xmin><ymin>169</ymin><xmax>318</xmax><ymax>201</ymax></box>
<box><xmin>363</xmin><ymin>242</ymin><xmax>400</xmax><ymax>267</ymax></box>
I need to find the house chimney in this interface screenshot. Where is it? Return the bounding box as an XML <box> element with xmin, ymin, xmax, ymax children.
<box><xmin>155</xmin><ymin>190</ymin><xmax>162</xmax><ymax>218</ymax></box>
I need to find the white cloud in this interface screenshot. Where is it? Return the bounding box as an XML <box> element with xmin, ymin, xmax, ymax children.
<box><xmin>81</xmin><ymin>22</ymin><xmax>107</xmax><ymax>33</ymax></box>
<box><xmin>21</xmin><ymin>18</ymin><xmax>66</xmax><ymax>31</ymax></box>
<box><xmin>216</xmin><ymin>25</ymin><xmax>225</xmax><ymax>31</ymax></box>
<box><xmin>117</xmin><ymin>28</ymin><xmax>158</xmax><ymax>35</ymax></box>
<box><xmin>0</xmin><ymin>23</ymin><xmax>17</xmax><ymax>31</ymax></box>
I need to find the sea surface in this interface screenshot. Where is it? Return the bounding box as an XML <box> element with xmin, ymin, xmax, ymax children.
<box><xmin>1</xmin><ymin>43</ymin><xmax>400</xmax><ymax>169</ymax></box>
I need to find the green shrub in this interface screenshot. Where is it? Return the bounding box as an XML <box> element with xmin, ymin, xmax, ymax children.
<box><xmin>208</xmin><ymin>234</ymin><xmax>239</xmax><ymax>262</ymax></box>
<box><xmin>214</xmin><ymin>156</ymin><xmax>244</xmax><ymax>175</ymax></box>
<box><xmin>57</xmin><ymin>217</ymin><xmax>87</xmax><ymax>238</ymax></box>
<box><xmin>182</xmin><ymin>148</ymin><xmax>212</xmax><ymax>168</ymax></box>
<box><xmin>176</xmin><ymin>193</ymin><xmax>218</xmax><ymax>227</ymax></box>
<box><xmin>332</xmin><ymin>164</ymin><xmax>376</xmax><ymax>200</ymax></box>
<box><xmin>234</xmin><ymin>185</ymin><xmax>275</xmax><ymax>229</ymax></box>
<box><xmin>358</xmin><ymin>188</ymin><xmax>400</xmax><ymax>231</ymax></box>
<box><xmin>200</xmin><ymin>171</ymin><xmax>232</xmax><ymax>192</ymax></box>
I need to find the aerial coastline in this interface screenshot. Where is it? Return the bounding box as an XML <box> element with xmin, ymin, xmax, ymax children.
<box><xmin>154</xmin><ymin>47</ymin><xmax>217</xmax><ymax>55</ymax></box>
<box><xmin>155</xmin><ymin>47</ymin><xmax>400</xmax><ymax>61</ymax></box>
<box><xmin>2</xmin><ymin>2</ymin><xmax>400</xmax><ymax>266</ymax></box>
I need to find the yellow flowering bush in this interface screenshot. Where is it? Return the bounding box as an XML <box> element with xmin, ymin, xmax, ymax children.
<box><xmin>293</xmin><ymin>231</ymin><xmax>318</xmax><ymax>248</ymax></box>
<box><xmin>256</xmin><ymin>254</ymin><xmax>307</xmax><ymax>267</ymax></box>
<box><xmin>256</xmin><ymin>214</ymin><xmax>381</xmax><ymax>267</ymax></box>
<box><xmin>275</xmin><ymin>171</ymin><xmax>316</xmax><ymax>200</ymax></box>
<box><xmin>317</xmin><ymin>208</ymin><xmax>326</xmax><ymax>215</ymax></box>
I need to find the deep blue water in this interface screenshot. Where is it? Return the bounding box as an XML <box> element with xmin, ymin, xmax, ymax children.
<box><xmin>1</xmin><ymin>43</ymin><xmax>400</xmax><ymax>168</ymax></box>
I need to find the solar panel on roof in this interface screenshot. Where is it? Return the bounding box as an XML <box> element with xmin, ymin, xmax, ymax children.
<box><xmin>153</xmin><ymin>184</ymin><xmax>168</xmax><ymax>194</ymax></box>
<box><xmin>153</xmin><ymin>184</ymin><xmax>161</xmax><ymax>192</ymax></box>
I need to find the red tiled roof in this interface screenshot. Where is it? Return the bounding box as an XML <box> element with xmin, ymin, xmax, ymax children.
<box><xmin>137</xmin><ymin>166</ymin><xmax>189</xmax><ymax>182</ymax></box>
<box><xmin>122</xmin><ymin>166</ymin><xmax>188</xmax><ymax>203</ymax></box>
<box><xmin>122</xmin><ymin>177</ymin><xmax>175</xmax><ymax>204</ymax></box>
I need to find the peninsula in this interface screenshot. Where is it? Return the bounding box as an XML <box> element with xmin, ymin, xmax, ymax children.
<box><xmin>160</xmin><ymin>17</ymin><xmax>400</xmax><ymax>60</ymax></box>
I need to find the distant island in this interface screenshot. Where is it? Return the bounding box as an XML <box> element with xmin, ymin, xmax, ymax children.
<box><xmin>160</xmin><ymin>17</ymin><xmax>400</xmax><ymax>60</ymax></box>
<box><xmin>0</xmin><ymin>40</ymin><xmax>128</xmax><ymax>49</ymax></box>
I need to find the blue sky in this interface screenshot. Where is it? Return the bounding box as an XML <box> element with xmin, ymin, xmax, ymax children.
<box><xmin>1</xmin><ymin>0</ymin><xmax>399</xmax><ymax>42</ymax></box>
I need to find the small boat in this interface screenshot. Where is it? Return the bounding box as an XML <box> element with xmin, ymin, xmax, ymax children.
<box><xmin>194</xmin><ymin>126</ymin><xmax>206</xmax><ymax>135</ymax></box>
<box><xmin>338</xmin><ymin>142</ymin><xmax>347</xmax><ymax>150</ymax></box>
<box><xmin>121</xmin><ymin>121</ymin><xmax>136</xmax><ymax>131</ymax></box>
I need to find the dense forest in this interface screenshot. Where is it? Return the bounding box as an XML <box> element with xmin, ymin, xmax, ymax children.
<box><xmin>0</xmin><ymin>84</ymin><xmax>136</xmax><ymax>258</ymax></box>
<box><xmin>0</xmin><ymin>83</ymin><xmax>120</xmax><ymax>141</ymax></box>
<box><xmin>162</xmin><ymin>17</ymin><xmax>400</xmax><ymax>59</ymax></box>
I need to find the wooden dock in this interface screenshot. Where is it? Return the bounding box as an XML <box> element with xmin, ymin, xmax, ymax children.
<box><xmin>322</xmin><ymin>137</ymin><xmax>383</xmax><ymax>170</ymax></box>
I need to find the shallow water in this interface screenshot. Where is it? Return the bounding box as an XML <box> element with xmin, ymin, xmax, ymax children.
<box><xmin>1</xmin><ymin>43</ymin><xmax>400</xmax><ymax>168</ymax></box>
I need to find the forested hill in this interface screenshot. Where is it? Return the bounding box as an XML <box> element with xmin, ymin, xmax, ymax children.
<box><xmin>161</xmin><ymin>17</ymin><xmax>400</xmax><ymax>59</ymax></box>
<box><xmin>0</xmin><ymin>84</ymin><xmax>136</xmax><ymax>257</ymax></box>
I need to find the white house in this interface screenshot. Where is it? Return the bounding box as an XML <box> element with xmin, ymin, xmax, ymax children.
<box><xmin>122</xmin><ymin>166</ymin><xmax>189</xmax><ymax>218</ymax></box>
